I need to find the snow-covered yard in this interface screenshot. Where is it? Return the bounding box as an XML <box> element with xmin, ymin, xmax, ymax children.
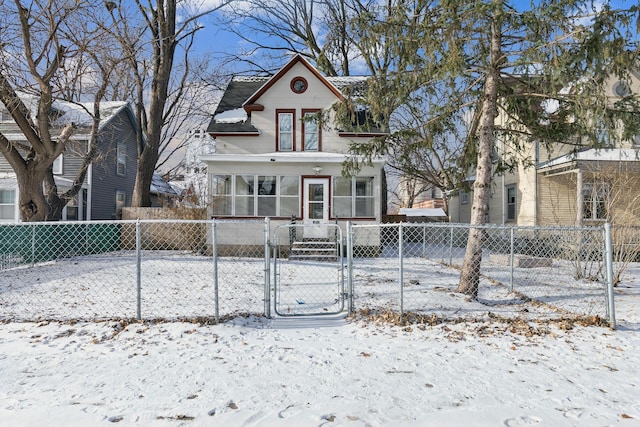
<box><xmin>0</xmin><ymin>258</ymin><xmax>638</xmax><ymax>426</ymax></box>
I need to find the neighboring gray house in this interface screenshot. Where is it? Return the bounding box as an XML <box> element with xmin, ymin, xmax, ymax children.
<box><xmin>0</xmin><ymin>95</ymin><xmax>138</xmax><ymax>221</ymax></box>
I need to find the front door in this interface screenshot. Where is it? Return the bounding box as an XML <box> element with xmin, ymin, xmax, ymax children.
<box><xmin>303</xmin><ymin>177</ymin><xmax>329</xmax><ymax>238</ymax></box>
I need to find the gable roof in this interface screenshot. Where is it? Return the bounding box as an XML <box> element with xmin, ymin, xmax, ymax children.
<box><xmin>207</xmin><ymin>55</ymin><xmax>372</xmax><ymax>136</ymax></box>
<box><xmin>1</xmin><ymin>93</ymin><xmax>133</xmax><ymax>138</ymax></box>
<box><xmin>244</xmin><ymin>55</ymin><xmax>343</xmax><ymax>105</ymax></box>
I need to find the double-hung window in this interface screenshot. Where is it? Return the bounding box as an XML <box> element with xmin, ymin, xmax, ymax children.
<box><xmin>277</xmin><ymin>110</ymin><xmax>295</xmax><ymax>151</ymax></box>
<box><xmin>302</xmin><ymin>109</ymin><xmax>320</xmax><ymax>151</ymax></box>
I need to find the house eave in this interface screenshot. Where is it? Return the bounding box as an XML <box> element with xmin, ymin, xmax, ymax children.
<box><xmin>243</xmin><ymin>104</ymin><xmax>264</xmax><ymax>113</ymax></box>
<box><xmin>200</xmin><ymin>152</ymin><xmax>385</xmax><ymax>165</ymax></box>
<box><xmin>209</xmin><ymin>131</ymin><xmax>261</xmax><ymax>137</ymax></box>
<box><xmin>338</xmin><ymin>132</ymin><xmax>387</xmax><ymax>138</ymax></box>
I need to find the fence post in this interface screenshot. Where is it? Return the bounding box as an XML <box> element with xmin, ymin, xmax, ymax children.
<box><xmin>212</xmin><ymin>220</ymin><xmax>219</xmax><ymax>323</ymax></box>
<box><xmin>346</xmin><ymin>221</ymin><xmax>353</xmax><ymax>315</ymax></box>
<box><xmin>422</xmin><ymin>225</ymin><xmax>426</xmax><ymax>258</ymax></box>
<box><xmin>136</xmin><ymin>220</ymin><xmax>142</xmax><ymax>320</ymax></box>
<box><xmin>509</xmin><ymin>227</ymin><xmax>515</xmax><ymax>291</ymax></box>
<box><xmin>449</xmin><ymin>225</ymin><xmax>453</xmax><ymax>266</ymax></box>
<box><xmin>399</xmin><ymin>223</ymin><xmax>404</xmax><ymax>316</ymax></box>
<box><xmin>31</xmin><ymin>224</ymin><xmax>36</xmax><ymax>266</ymax></box>
<box><xmin>604</xmin><ymin>223</ymin><xmax>616</xmax><ymax>329</ymax></box>
<box><xmin>264</xmin><ymin>217</ymin><xmax>271</xmax><ymax>319</ymax></box>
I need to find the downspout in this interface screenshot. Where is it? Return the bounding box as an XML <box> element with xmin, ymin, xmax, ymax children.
<box><xmin>576</xmin><ymin>169</ymin><xmax>583</xmax><ymax>226</ymax></box>
<box><xmin>534</xmin><ymin>141</ymin><xmax>539</xmax><ymax>226</ymax></box>
<box><xmin>501</xmin><ymin>135</ymin><xmax>505</xmax><ymax>225</ymax></box>
<box><xmin>86</xmin><ymin>163</ymin><xmax>93</xmax><ymax>221</ymax></box>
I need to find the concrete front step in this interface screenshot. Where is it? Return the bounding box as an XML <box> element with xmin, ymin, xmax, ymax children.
<box><xmin>289</xmin><ymin>240</ymin><xmax>339</xmax><ymax>262</ymax></box>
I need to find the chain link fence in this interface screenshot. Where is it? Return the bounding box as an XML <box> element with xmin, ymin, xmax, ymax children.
<box><xmin>0</xmin><ymin>220</ymin><xmax>266</xmax><ymax>322</ymax></box>
<box><xmin>348</xmin><ymin>223</ymin><xmax>615</xmax><ymax>324</ymax></box>
<box><xmin>0</xmin><ymin>219</ymin><xmax>619</xmax><ymax>325</ymax></box>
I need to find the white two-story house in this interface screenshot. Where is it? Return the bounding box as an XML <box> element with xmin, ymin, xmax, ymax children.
<box><xmin>201</xmin><ymin>55</ymin><xmax>386</xmax><ymax>241</ymax></box>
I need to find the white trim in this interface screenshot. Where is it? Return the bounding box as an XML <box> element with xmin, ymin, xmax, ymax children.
<box><xmin>200</xmin><ymin>153</ymin><xmax>385</xmax><ymax>164</ymax></box>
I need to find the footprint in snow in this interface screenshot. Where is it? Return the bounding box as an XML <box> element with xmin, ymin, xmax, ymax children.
<box><xmin>503</xmin><ymin>415</ymin><xmax>542</xmax><ymax>426</ymax></box>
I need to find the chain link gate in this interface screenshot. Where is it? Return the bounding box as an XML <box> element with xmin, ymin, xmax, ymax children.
<box><xmin>272</xmin><ymin>223</ymin><xmax>345</xmax><ymax>316</ymax></box>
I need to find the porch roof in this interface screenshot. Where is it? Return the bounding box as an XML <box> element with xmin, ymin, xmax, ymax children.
<box><xmin>537</xmin><ymin>148</ymin><xmax>640</xmax><ymax>176</ymax></box>
<box><xmin>199</xmin><ymin>152</ymin><xmax>385</xmax><ymax>164</ymax></box>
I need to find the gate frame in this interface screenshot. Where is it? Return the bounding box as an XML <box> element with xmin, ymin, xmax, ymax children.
<box><xmin>271</xmin><ymin>223</ymin><xmax>345</xmax><ymax>317</ymax></box>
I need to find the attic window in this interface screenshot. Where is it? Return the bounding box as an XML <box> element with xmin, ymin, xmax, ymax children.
<box><xmin>291</xmin><ymin>77</ymin><xmax>308</xmax><ymax>94</ymax></box>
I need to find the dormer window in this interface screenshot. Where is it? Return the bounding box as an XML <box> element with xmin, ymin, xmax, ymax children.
<box><xmin>291</xmin><ymin>77</ymin><xmax>308</xmax><ymax>94</ymax></box>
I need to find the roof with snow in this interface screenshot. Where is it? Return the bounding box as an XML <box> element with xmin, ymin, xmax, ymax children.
<box><xmin>538</xmin><ymin>148</ymin><xmax>640</xmax><ymax>170</ymax></box>
<box><xmin>206</xmin><ymin>56</ymin><xmax>374</xmax><ymax>135</ymax></box>
<box><xmin>398</xmin><ymin>208</ymin><xmax>447</xmax><ymax>217</ymax></box>
<box><xmin>150</xmin><ymin>173</ymin><xmax>180</xmax><ymax>197</ymax></box>
<box><xmin>0</xmin><ymin>92</ymin><xmax>131</xmax><ymax>137</ymax></box>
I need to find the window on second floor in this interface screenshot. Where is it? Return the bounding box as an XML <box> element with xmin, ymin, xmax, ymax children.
<box><xmin>116</xmin><ymin>142</ymin><xmax>126</xmax><ymax>176</ymax></box>
<box><xmin>302</xmin><ymin>110</ymin><xmax>320</xmax><ymax>151</ymax></box>
<box><xmin>277</xmin><ymin>110</ymin><xmax>295</xmax><ymax>151</ymax></box>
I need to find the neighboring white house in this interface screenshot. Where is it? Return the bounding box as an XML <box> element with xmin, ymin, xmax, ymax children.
<box><xmin>171</xmin><ymin>129</ymin><xmax>215</xmax><ymax>207</ymax></box>
<box><xmin>448</xmin><ymin>72</ymin><xmax>640</xmax><ymax>227</ymax></box>
<box><xmin>201</xmin><ymin>54</ymin><xmax>386</xmax><ymax>241</ymax></box>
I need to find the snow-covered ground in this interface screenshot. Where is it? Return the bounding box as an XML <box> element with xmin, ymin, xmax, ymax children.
<box><xmin>0</xmin><ymin>263</ymin><xmax>638</xmax><ymax>426</ymax></box>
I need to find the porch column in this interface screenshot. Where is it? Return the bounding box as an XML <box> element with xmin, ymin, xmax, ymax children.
<box><xmin>576</xmin><ymin>170</ymin><xmax>583</xmax><ymax>226</ymax></box>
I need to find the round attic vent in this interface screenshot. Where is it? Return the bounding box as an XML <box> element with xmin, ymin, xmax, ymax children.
<box><xmin>291</xmin><ymin>76</ymin><xmax>308</xmax><ymax>94</ymax></box>
<box><xmin>613</xmin><ymin>81</ymin><xmax>631</xmax><ymax>97</ymax></box>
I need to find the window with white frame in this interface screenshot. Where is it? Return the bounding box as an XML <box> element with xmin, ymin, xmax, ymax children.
<box><xmin>332</xmin><ymin>176</ymin><xmax>375</xmax><ymax>218</ymax></box>
<box><xmin>506</xmin><ymin>185</ymin><xmax>516</xmax><ymax>221</ymax></box>
<box><xmin>583</xmin><ymin>182</ymin><xmax>609</xmax><ymax>221</ymax></box>
<box><xmin>302</xmin><ymin>110</ymin><xmax>320</xmax><ymax>151</ymax></box>
<box><xmin>277</xmin><ymin>110</ymin><xmax>294</xmax><ymax>151</ymax></box>
<box><xmin>115</xmin><ymin>190</ymin><xmax>126</xmax><ymax>219</ymax></box>
<box><xmin>211</xmin><ymin>175</ymin><xmax>232</xmax><ymax>215</ymax></box>
<box><xmin>461</xmin><ymin>192</ymin><xmax>469</xmax><ymax>204</ymax></box>
<box><xmin>116</xmin><ymin>142</ymin><xmax>126</xmax><ymax>176</ymax></box>
<box><xmin>279</xmin><ymin>176</ymin><xmax>299</xmax><ymax>217</ymax></box>
<box><xmin>53</xmin><ymin>154</ymin><xmax>63</xmax><ymax>175</ymax></box>
<box><xmin>211</xmin><ymin>174</ymin><xmax>299</xmax><ymax>217</ymax></box>
<box><xmin>0</xmin><ymin>189</ymin><xmax>16</xmax><ymax>220</ymax></box>
<box><xmin>257</xmin><ymin>175</ymin><xmax>276</xmax><ymax>216</ymax></box>
<box><xmin>66</xmin><ymin>195</ymin><xmax>78</xmax><ymax>221</ymax></box>
<box><xmin>235</xmin><ymin>175</ymin><xmax>255</xmax><ymax>216</ymax></box>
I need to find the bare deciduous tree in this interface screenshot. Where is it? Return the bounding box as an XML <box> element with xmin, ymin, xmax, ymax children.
<box><xmin>103</xmin><ymin>0</ymin><xmax>230</xmax><ymax>207</ymax></box>
<box><xmin>0</xmin><ymin>0</ymin><xmax>121</xmax><ymax>221</ymax></box>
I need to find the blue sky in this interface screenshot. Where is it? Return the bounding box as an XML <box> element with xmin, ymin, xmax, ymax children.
<box><xmin>185</xmin><ymin>0</ymin><xmax>638</xmax><ymax>76</ymax></box>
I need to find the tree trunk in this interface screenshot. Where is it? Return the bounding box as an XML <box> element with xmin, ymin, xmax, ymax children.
<box><xmin>17</xmin><ymin>167</ymin><xmax>48</xmax><ymax>222</ymax></box>
<box><xmin>456</xmin><ymin>5</ymin><xmax>502</xmax><ymax>298</ymax></box>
